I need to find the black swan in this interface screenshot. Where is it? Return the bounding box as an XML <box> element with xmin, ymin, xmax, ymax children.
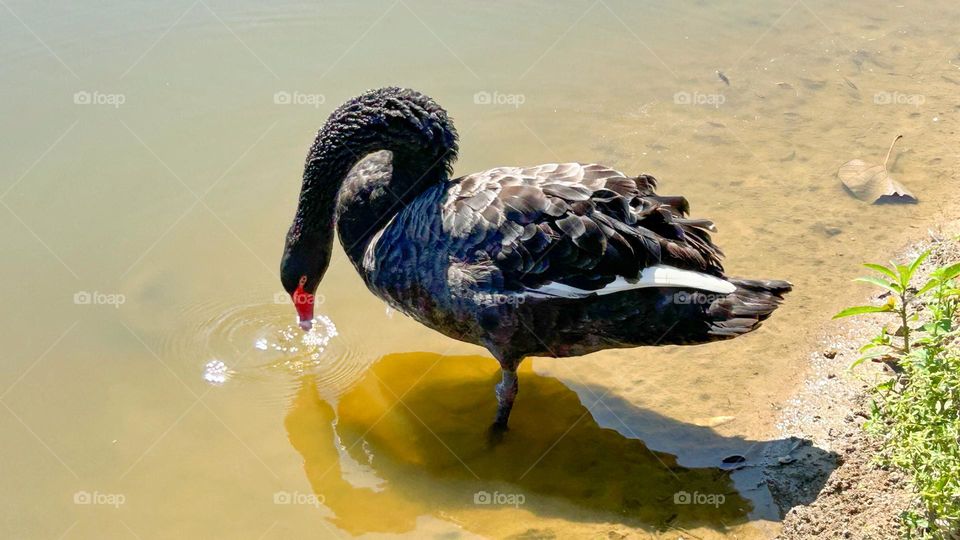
<box><xmin>280</xmin><ymin>87</ymin><xmax>791</xmax><ymax>432</ymax></box>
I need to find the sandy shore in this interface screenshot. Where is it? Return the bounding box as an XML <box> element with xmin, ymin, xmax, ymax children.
<box><xmin>765</xmin><ymin>219</ymin><xmax>960</xmax><ymax>539</ymax></box>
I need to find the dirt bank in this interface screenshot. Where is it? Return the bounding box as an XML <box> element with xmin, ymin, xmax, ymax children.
<box><xmin>765</xmin><ymin>223</ymin><xmax>960</xmax><ymax>539</ymax></box>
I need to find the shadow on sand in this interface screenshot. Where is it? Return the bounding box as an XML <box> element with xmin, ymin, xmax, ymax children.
<box><xmin>284</xmin><ymin>352</ymin><xmax>835</xmax><ymax>536</ymax></box>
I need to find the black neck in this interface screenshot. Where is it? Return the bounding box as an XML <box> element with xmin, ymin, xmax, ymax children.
<box><xmin>336</xmin><ymin>150</ymin><xmax>449</xmax><ymax>265</ymax></box>
<box><xmin>288</xmin><ymin>87</ymin><xmax>458</xmax><ymax>278</ymax></box>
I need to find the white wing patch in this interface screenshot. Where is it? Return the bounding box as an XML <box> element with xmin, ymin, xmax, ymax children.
<box><xmin>522</xmin><ymin>264</ymin><xmax>736</xmax><ymax>299</ymax></box>
<box><xmin>362</xmin><ymin>214</ymin><xmax>398</xmax><ymax>273</ymax></box>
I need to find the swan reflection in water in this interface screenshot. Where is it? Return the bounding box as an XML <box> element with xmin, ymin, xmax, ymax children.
<box><xmin>283</xmin><ymin>352</ymin><xmax>757</xmax><ymax>537</ymax></box>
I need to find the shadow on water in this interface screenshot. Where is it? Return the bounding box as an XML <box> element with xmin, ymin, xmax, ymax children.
<box><xmin>284</xmin><ymin>352</ymin><xmax>835</xmax><ymax>536</ymax></box>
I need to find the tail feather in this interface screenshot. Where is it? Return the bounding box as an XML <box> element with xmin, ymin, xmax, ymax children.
<box><xmin>706</xmin><ymin>278</ymin><xmax>792</xmax><ymax>338</ymax></box>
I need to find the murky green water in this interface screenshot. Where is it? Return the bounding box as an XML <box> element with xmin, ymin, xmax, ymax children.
<box><xmin>2</xmin><ymin>1</ymin><xmax>959</xmax><ymax>538</ymax></box>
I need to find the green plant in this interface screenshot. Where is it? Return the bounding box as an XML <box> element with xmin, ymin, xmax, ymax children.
<box><xmin>835</xmin><ymin>251</ymin><xmax>931</xmax><ymax>366</ymax></box>
<box><xmin>835</xmin><ymin>250</ymin><xmax>960</xmax><ymax>538</ymax></box>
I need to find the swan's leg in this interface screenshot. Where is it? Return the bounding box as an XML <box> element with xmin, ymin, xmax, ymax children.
<box><xmin>492</xmin><ymin>367</ymin><xmax>518</xmax><ymax>430</ymax></box>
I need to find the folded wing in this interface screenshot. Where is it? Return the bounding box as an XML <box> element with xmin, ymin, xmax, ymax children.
<box><xmin>441</xmin><ymin>162</ymin><xmax>728</xmax><ymax>296</ymax></box>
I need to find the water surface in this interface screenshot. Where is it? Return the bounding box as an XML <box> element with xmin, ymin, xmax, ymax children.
<box><xmin>2</xmin><ymin>1</ymin><xmax>959</xmax><ymax>538</ymax></box>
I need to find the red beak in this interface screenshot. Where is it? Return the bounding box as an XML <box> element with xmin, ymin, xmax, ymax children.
<box><xmin>292</xmin><ymin>282</ymin><xmax>315</xmax><ymax>331</ymax></box>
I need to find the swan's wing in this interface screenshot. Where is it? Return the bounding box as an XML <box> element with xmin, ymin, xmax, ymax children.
<box><xmin>441</xmin><ymin>162</ymin><xmax>728</xmax><ymax>296</ymax></box>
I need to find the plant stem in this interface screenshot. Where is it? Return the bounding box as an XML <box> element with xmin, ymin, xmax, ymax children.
<box><xmin>883</xmin><ymin>134</ymin><xmax>903</xmax><ymax>170</ymax></box>
<box><xmin>900</xmin><ymin>291</ymin><xmax>911</xmax><ymax>354</ymax></box>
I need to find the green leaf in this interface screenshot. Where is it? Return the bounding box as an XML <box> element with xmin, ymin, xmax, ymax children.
<box><xmin>894</xmin><ymin>264</ymin><xmax>913</xmax><ymax>288</ymax></box>
<box><xmin>863</xmin><ymin>263</ymin><xmax>899</xmax><ymax>281</ymax></box>
<box><xmin>938</xmin><ymin>262</ymin><xmax>960</xmax><ymax>282</ymax></box>
<box><xmin>917</xmin><ymin>278</ymin><xmax>940</xmax><ymax>296</ymax></box>
<box><xmin>850</xmin><ymin>351</ymin><xmax>887</xmax><ymax>369</ymax></box>
<box><xmin>916</xmin><ymin>263</ymin><xmax>960</xmax><ymax>296</ymax></box>
<box><xmin>909</xmin><ymin>250</ymin><xmax>930</xmax><ymax>274</ymax></box>
<box><xmin>854</xmin><ymin>276</ymin><xmax>901</xmax><ymax>295</ymax></box>
<box><xmin>833</xmin><ymin>304</ymin><xmax>894</xmax><ymax>319</ymax></box>
<box><xmin>850</xmin><ymin>356</ymin><xmax>870</xmax><ymax>369</ymax></box>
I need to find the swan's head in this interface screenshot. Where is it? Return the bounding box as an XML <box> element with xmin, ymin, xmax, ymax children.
<box><xmin>280</xmin><ymin>225</ymin><xmax>331</xmax><ymax>331</ymax></box>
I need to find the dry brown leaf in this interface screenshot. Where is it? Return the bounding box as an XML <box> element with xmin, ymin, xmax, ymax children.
<box><xmin>838</xmin><ymin>135</ymin><xmax>917</xmax><ymax>204</ymax></box>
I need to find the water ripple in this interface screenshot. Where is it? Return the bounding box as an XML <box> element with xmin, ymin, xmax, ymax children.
<box><xmin>163</xmin><ymin>299</ymin><xmax>370</xmax><ymax>400</ymax></box>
